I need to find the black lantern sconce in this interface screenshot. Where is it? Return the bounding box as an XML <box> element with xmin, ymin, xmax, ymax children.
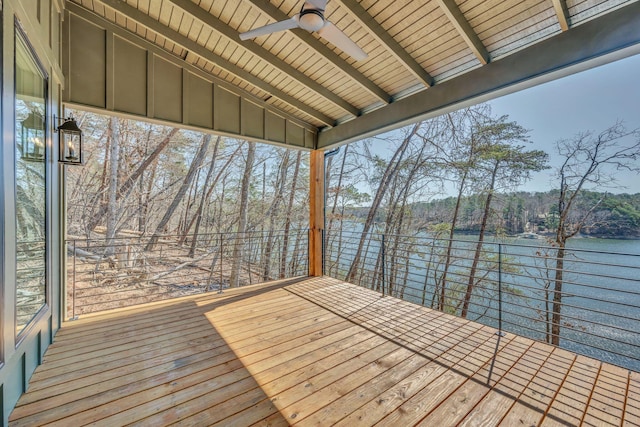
<box><xmin>20</xmin><ymin>111</ymin><xmax>45</xmax><ymax>162</ymax></box>
<box><xmin>56</xmin><ymin>116</ymin><xmax>83</xmax><ymax>165</ymax></box>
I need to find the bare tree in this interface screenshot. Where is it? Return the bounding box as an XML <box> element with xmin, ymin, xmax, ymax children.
<box><xmin>186</xmin><ymin>135</ymin><xmax>222</xmax><ymax>256</ymax></box>
<box><xmin>87</xmin><ymin>127</ymin><xmax>180</xmax><ymax>231</ymax></box>
<box><xmin>104</xmin><ymin>117</ymin><xmax>121</xmax><ymax>256</ymax></box>
<box><xmin>281</xmin><ymin>150</ymin><xmax>303</xmax><ymax>278</ymax></box>
<box><xmin>145</xmin><ymin>134</ymin><xmax>212</xmax><ymax>251</ymax></box>
<box><xmin>549</xmin><ymin>122</ymin><xmax>640</xmax><ymax>345</ymax></box>
<box><xmin>345</xmin><ymin>122</ymin><xmax>421</xmax><ymax>283</ymax></box>
<box><xmin>230</xmin><ymin>142</ymin><xmax>257</xmax><ymax>287</ymax></box>
<box><xmin>433</xmin><ymin>107</ymin><xmax>488</xmax><ymax>312</ymax></box>
<box><xmin>262</xmin><ymin>150</ymin><xmax>290</xmax><ymax>280</ymax></box>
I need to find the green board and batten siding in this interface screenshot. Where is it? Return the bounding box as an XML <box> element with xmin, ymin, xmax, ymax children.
<box><xmin>63</xmin><ymin>6</ymin><xmax>317</xmax><ymax>150</ymax></box>
<box><xmin>1</xmin><ymin>1</ymin><xmax>65</xmax><ymax>425</ymax></box>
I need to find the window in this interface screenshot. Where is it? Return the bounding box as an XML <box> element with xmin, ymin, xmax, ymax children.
<box><xmin>15</xmin><ymin>25</ymin><xmax>48</xmax><ymax>336</ymax></box>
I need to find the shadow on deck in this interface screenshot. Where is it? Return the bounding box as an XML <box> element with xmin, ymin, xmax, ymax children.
<box><xmin>9</xmin><ymin>277</ymin><xmax>640</xmax><ymax>426</ymax></box>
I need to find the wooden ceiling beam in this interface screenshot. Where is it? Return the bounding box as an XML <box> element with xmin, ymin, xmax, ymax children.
<box><xmin>245</xmin><ymin>0</ymin><xmax>392</xmax><ymax>104</ymax></box>
<box><xmin>319</xmin><ymin>1</ymin><xmax>640</xmax><ymax>147</ymax></box>
<box><xmin>436</xmin><ymin>0</ymin><xmax>489</xmax><ymax>64</ymax></box>
<box><xmin>336</xmin><ymin>0</ymin><xmax>434</xmax><ymax>88</ymax></box>
<box><xmin>552</xmin><ymin>0</ymin><xmax>570</xmax><ymax>31</ymax></box>
<box><xmin>166</xmin><ymin>0</ymin><xmax>359</xmax><ymax>117</ymax></box>
<box><xmin>91</xmin><ymin>0</ymin><xmax>335</xmax><ymax>126</ymax></box>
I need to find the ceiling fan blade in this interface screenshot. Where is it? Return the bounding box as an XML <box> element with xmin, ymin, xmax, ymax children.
<box><xmin>317</xmin><ymin>21</ymin><xmax>368</xmax><ymax>61</ymax></box>
<box><xmin>305</xmin><ymin>0</ymin><xmax>328</xmax><ymax>10</ymax></box>
<box><xmin>239</xmin><ymin>16</ymin><xmax>300</xmax><ymax>40</ymax></box>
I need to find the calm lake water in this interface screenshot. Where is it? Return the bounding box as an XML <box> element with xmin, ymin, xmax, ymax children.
<box><xmin>327</xmin><ymin>230</ymin><xmax>640</xmax><ymax>371</ymax></box>
<box><xmin>492</xmin><ymin>236</ymin><xmax>640</xmax><ymax>371</ymax></box>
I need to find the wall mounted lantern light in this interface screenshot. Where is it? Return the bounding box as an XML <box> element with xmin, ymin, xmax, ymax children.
<box><xmin>56</xmin><ymin>116</ymin><xmax>83</xmax><ymax>165</ymax></box>
<box><xmin>21</xmin><ymin>111</ymin><xmax>45</xmax><ymax>162</ymax></box>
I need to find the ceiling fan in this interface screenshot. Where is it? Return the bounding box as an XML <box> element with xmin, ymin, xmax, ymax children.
<box><xmin>239</xmin><ymin>0</ymin><xmax>368</xmax><ymax>61</ymax></box>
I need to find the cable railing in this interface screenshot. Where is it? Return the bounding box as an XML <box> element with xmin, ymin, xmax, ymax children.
<box><xmin>325</xmin><ymin>228</ymin><xmax>640</xmax><ymax>372</ymax></box>
<box><xmin>66</xmin><ymin>229</ymin><xmax>309</xmax><ymax>318</ymax></box>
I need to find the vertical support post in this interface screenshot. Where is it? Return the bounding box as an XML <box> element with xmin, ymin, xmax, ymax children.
<box><xmin>309</xmin><ymin>150</ymin><xmax>324</xmax><ymax>276</ymax></box>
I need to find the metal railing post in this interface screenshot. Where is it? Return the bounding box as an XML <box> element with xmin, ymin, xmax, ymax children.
<box><xmin>218</xmin><ymin>233</ymin><xmax>223</xmax><ymax>294</ymax></box>
<box><xmin>71</xmin><ymin>240</ymin><xmax>78</xmax><ymax>320</ymax></box>
<box><xmin>308</xmin><ymin>229</ymin><xmax>312</xmax><ymax>277</ymax></box>
<box><xmin>497</xmin><ymin>243</ymin><xmax>504</xmax><ymax>336</ymax></box>
<box><xmin>322</xmin><ymin>228</ymin><xmax>325</xmax><ymax>276</ymax></box>
<box><xmin>487</xmin><ymin>243</ymin><xmax>505</xmax><ymax>385</ymax></box>
<box><xmin>381</xmin><ymin>233</ymin><xmax>386</xmax><ymax>297</ymax></box>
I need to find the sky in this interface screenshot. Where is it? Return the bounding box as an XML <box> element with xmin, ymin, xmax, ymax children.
<box><xmin>487</xmin><ymin>52</ymin><xmax>640</xmax><ymax>194</ymax></box>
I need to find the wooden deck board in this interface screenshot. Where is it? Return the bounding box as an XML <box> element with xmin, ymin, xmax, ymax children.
<box><xmin>498</xmin><ymin>346</ymin><xmax>575</xmax><ymax>426</ymax></box>
<box><xmin>415</xmin><ymin>335</ymin><xmax>532</xmax><ymax>426</ymax></box>
<box><xmin>299</xmin><ymin>321</ymin><xmax>487</xmax><ymax>425</ymax></box>
<box><xmin>625</xmin><ymin>371</ymin><xmax>640</xmax><ymax>426</ymax></box>
<box><xmin>456</xmin><ymin>340</ymin><xmax>554</xmax><ymax>426</ymax></box>
<box><xmin>333</xmin><ymin>323</ymin><xmax>494</xmax><ymax>426</ymax></box>
<box><xmin>542</xmin><ymin>355</ymin><xmax>602</xmax><ymax>426</ymax></box>
<box><xmin>9</xmin><ymin>276</ymin><xmax>635</xmax><ymax>426</ymax></box>
<box><xmin>583</xmin><ymin>362</ymin><xmax>629</xmax><ymax>426</ymax></box>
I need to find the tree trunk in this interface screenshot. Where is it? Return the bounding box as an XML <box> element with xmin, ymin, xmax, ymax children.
<box><xmin>422</xmin><ymin>234</ymin><xmax>439</xmax><ymax>307</ymax></box>
<box><xmin>438</xmin><ymin>161</ymin><xmax>470</xmax><ymax>312</ymax></box>
<box><xmin>230</xmin><ymin>142</ymin><xmax>256</xmax><ymax>287</ymax></box>
<box><xmin>461</xmin><ymin>161</ymin><xmax>499</xmax><ymax>318</ymax></box>
<box><xmin>105</xmin><ymin>117</ymin><xmax>120</xmax><ymax>256</ymax></box>
<box><xmin>551</xmin><ymin>245</ymin><xmax>565</xmax><ymax>345</ymax></box>
<box><xmin>90</xmin><ymin>126</ymin><xmax>110</xmax><ymax>237</ymax></box>
<box><xmin>180</xmin><ymin>165</ymin><xmax>201</xmax><ymax>240</ymax></box>
<box><xmin>262</xmin><ymin>151</ymin><xmax>290</xmax><ymax>280</ymax></box>
<box><xmin>281</xmin><ymin>151</ymin><xmax>302</xmax><ymax>278</ymax></box>
<box><xmin>136</xmin><ymin>126</ymin><xmax>154</xmax><ymax>233</ymax></box>
<box><xmin>145</xmin><ymin>134</ymin><xmax>211</xmax><ymax>252</ymax></box>
<box><xmin>188</xmin><ymin>136</ymin><xmax>221</xmax><ymax>257</ymax></box>
<box><xmin>140</xmin><ymin>155</ymin><xmax>159</xmax><ymax>235</ymax></box>
<box><xmin>137</xmin><ymin>163</ymin><xmax>145</xmax><ymax>233</ymax></box>
<box><xmin>381</xmin><ymin>142</ymin><xmax>426</xmax><ymax>296</ymax></box>
<box><xmin>186</xmin><ymin>143</ymin><xmax>242</xmax><ymax>240</ymax></box>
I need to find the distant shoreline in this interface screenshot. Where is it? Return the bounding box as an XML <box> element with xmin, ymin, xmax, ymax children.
<box><xmin>447</xmin><ymin>229</ymin><xmax>640</xmax><ymax>241</ymax></box>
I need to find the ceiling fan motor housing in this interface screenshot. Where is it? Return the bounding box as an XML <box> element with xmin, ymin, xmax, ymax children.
<box><xmin>299</xmin><ymin>9</ymin><xmax>325</xmax><ymax>32</ymax></box>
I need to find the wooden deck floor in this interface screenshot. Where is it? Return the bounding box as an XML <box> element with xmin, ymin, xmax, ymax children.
<box><xmin>9</xmin><ymin>277</ymin><xmax>640</xmax><ymax>426</ymax></box>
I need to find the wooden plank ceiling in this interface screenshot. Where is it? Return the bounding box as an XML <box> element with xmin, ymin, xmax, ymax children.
<box><xmin>68</xmin><ymin>0</ymin><xmax>640</xmax><ymax>149</ymax></box>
